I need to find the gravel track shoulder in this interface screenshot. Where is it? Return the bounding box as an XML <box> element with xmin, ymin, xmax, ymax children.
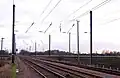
<box><xmin>16</xmin><ymin>57</ymin><xmax>40</xmax><ymax>78</ymax></box>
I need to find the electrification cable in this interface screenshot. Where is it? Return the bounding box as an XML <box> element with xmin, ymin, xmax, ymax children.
<box><xmin>25</xmin><ymin>22</ymin><xmax>34</xmax><ymax>33</ymax></box>
<box><xmin>39</xmin><ymin>0</ymin><xmax>53</xmax><ymax>18</ymax></box>
<box><xmin>25</xmin><ymin>0</ymin><xmax>53</xmax><ymax>33</ymax></box>
<box><xmin>23</xmin><ymin>40</ymin><xmax>28</xmax><ymax>45</ymax></box>
<box><xmin>103</xmin><ymin>17</ymin><xmax>120</xmax><ymax>25</ymax></box>
<box><xmin>41</xmin><ymin>0</ymin><xmax>62</xmax><ymax>23</ymax></box>
<box><xmin>73</xmin><ymin>0</ymin><xmax>111</xmax><ymax>20</ymax></box>
<box><xmin>68</xmin><ymin>0</ymin><xmax>92</xmax><ymax>17</ymax></box>
<box><xmin>44</xmin><ymin>22</ymin><xmax>52</xmax><ymax>33</ymax></box>
<box><xmin>67</xmin><ymin>24</ymin><xmax>75</xmax><ymax>33</ymax></box>
<box><xmin>60</xmin><ymin>0</ymin><xmax>92</xmax><ymax>32</ymax></box>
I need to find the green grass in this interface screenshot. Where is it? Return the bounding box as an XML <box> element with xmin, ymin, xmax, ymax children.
<box><xmin>12</xmin><ymin>63</ymin><xmax>16</xmax><ymax>78</ymax></box>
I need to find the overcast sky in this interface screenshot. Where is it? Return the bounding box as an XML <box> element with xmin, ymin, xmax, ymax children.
<box><xmin>0</xmin><ymin>0</ymin><xmax>120</xmax><ymax>53</ymax></box>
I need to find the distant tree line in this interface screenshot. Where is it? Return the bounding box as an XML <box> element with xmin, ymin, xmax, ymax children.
<box><xmin>0</xmin><ymin>50</ymin><xmax>9</xmax><ymax>55</ymax></box>
<box><xmin>19</xmin><ymin>49</ymin><xmax>120</xmax><ymax>56</ymax></box>
<box><xmin>103</xmin><ymin>51</ymin><xmax>120</xmax><ymax>56</ymax></box>
<box><xmin>19</xmin><ymin>49</ymin><xmax>74</xmax><ymax>55</ymax></box>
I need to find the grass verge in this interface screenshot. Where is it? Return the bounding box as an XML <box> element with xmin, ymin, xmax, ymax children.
<box><xmin>12</xmin><ymin>63</ymin><xmax>16</xmax><ymax>78</ymax></box>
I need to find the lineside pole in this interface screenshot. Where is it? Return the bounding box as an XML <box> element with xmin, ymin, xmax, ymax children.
<box><xmin>69</xmin><ymin>33</ymin><xmax>71</xmax><ymax>54</ymax></box>
<box><xmin>77</xmin><ymin>20</ymin><xmax>80</xmax><ymax>64</ymax></box>
<box><xmin>1</xmin><ymin>38</ymin><xmax>4</xmax><ymax>50</ymax></box>
<box><xmin>49</xmin><ymin>34</ymin><xmax>51</xmax><ymax>56</ymax></box>
<box><xmin>90</xmin><ymin>11</ymin><xmax>93</xmax><ymax>65</ymax></box>
<box><xmin>12</xmin><ymin>4</ymin><xmax>15</xmax><ymax>64</ymax></box>
<box><xmin>35</xmin><ymin>42</ymin><xmax>37</xmax><ymax>56</ymax></box>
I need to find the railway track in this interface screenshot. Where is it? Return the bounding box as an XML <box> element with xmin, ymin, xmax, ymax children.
<box><xmin>24</xmin><ymin>61</ymin><xmax>47</xmax><ymax>78</ymax></box>
<box><xmin>21</xmin><ymin>57</ymin><xmax>102</xmax><ymax>78</ymax></box>
<box><xmin>22</xmin><ymin>58</ymin><xmax>66</xmax><ymax>78</ymax></box>
<box><xmin>35</xmin><ymin>56</ymin><xmax>120</xmax><ymax>76</ymax></box>
<box><xmin>31</xmin><ymin>57</ymin><xmax>120</xmax><ymax>78</ymax></box>
<box><xmin>20</xmin><ymin>56</ymin><xmax>120</xmax><ymax>78</ymax></box>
